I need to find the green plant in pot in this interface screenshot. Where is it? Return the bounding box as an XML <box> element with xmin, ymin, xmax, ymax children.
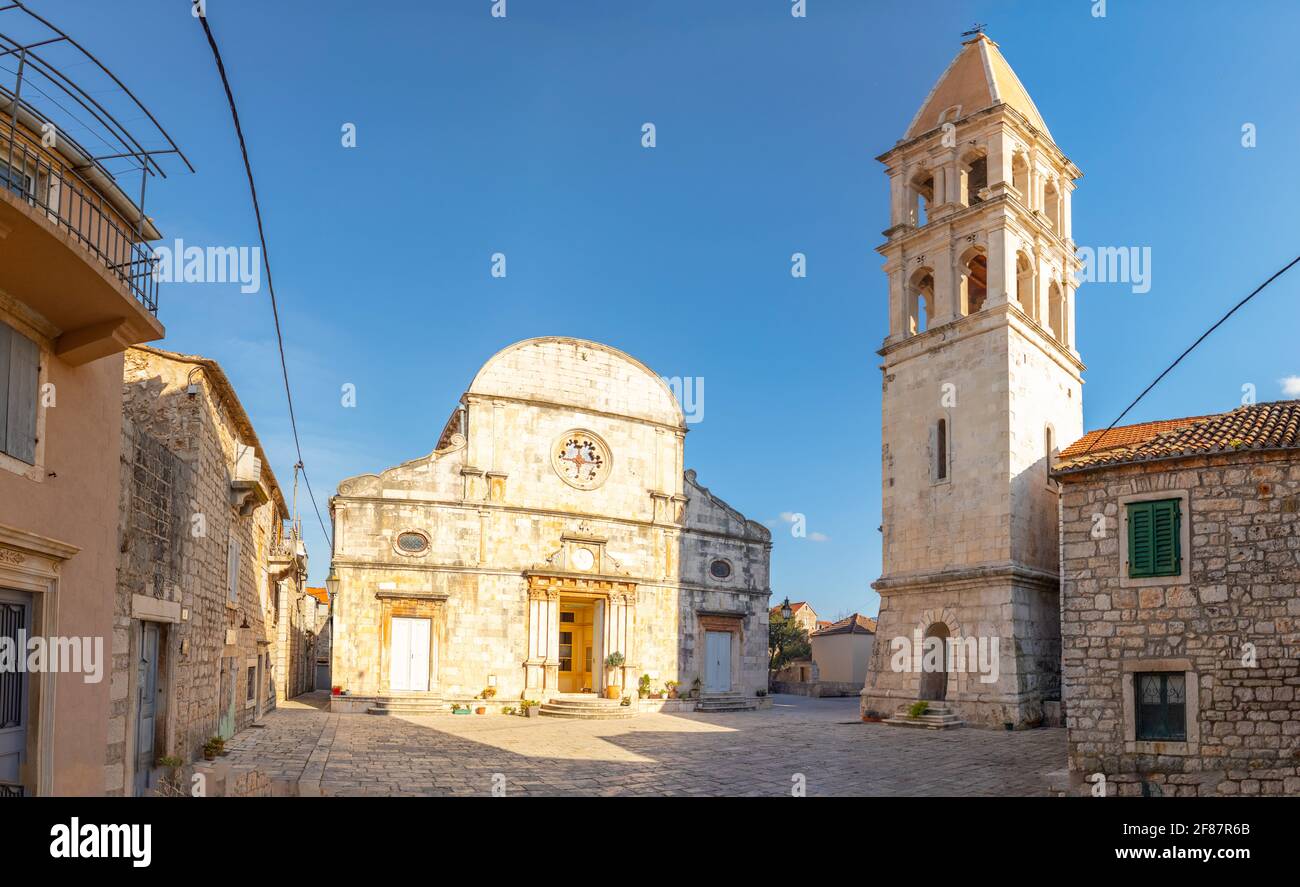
<box><xmin>202</xmin><ymin>737</ymin><xmax>223</xmax><ymax>761</ymax></box>
<box><xmin>637</xmin><ymin>673</ymin><xmax>652</xmax><ymax>699</ymax></box>
<box><xmin>603</xmin><ymin>652</ymin><xmax>625</xmax><ymax>699</ymax></box>
<box><xmin>907</xmin><ymin>700</ymin><xmax>930</xmax><ymax>719</ymax></box>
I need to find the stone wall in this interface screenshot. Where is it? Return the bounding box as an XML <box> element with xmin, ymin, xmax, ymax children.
<box><xmin>1058</xmin><ymin>452</ymin><xmax>1300</xmax><ymax>796</ymax></box>
<box><xmin>111</xmin><ymin>348</ymin><xmax>308</xmax><ymax>795</ymax></box>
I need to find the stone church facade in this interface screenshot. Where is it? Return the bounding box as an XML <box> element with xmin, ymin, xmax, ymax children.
<box><xmin>329</xmin><ymin>337</ymin><xmax>771</xmax><ymax>709</ymax></box>
<box><xmin>860</xmin><ymin>33</ymin><xmax>1083</xmax><ymax>728</ymax></box>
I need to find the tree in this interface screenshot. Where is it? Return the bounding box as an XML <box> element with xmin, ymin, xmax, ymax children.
<box><xmin>769</xmin><ymin>613</ymin><xmax>811</xmax><ymax>674</ymax></box>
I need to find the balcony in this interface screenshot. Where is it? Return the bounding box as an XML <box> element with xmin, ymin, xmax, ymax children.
<box><xmin>269</xmin><ymin>520</ymin><xmax>309</xmax><ymax>580</ymax></box>
<box><xmin>0</xmin><ymin>4</ymin><xmax>189</xmax><ymax>365</ymax></box>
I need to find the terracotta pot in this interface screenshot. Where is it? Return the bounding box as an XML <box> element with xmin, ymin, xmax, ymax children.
<box><xmin>604</xmin><ymin>686</ymin><xmax>621</xmax><ymax>700</ymax></box>
<box><xmin>475</xmin><ymin>707</ymin><xmax>486</xmax><ymax>715</ymax></box>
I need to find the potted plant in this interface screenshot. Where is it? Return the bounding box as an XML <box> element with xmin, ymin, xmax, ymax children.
<box><xmin>202</xmin><ymin>737</ymin><xmax>223</xmax><ymax>761</ymax></box>
<box><xmin>907</xmin><ymin>700</ymin><xmax>929</xmax><ymax>719</ymax></box>
<box><xmin>331</xmin><ymin>686</ymin><xmax>342</xmax><ymax>696</ymax></box>
<box><xmin>862</xmin><ymin>709</ymin><xmax>884</xmax><ymax>723</ymax></box>
<box><xmin>665</xmin><ymin>680</ymin><xmax>679</xmax><ymax>700</ymax></box>
<box><xmin>603</xmin><ymin>652</ymin><xmax>625</xmax><ymax>699</ymax></box>
<box><xmin>451</xmin><ymin>701</ymin><xmax>471</xmax><ymax>715</ymax></box>
<box><xmin>502</xmin><ymin>706</ymin><xmax>516</xmax><ymax>715</ymax></box>
<box><xmin>475</xmin><ymin>705</ymin><xmax>487</xmax><ymax>715</ymax></box>
<box><xmin>480</xmin><ymin>687</ymin><xmax>497</xmax><ymax>700</ymax></box>
<box><xmin>522</xmin><ymin>699</ymin><xmax>541</xmax><ymax>718</ymax></box>
<box><xmin>637</xmin><ymin>673</ymin><xmax>652</xmax><ymax>699</ymax></box>
<box><xmin>756</xmin><ymin>688</ymin><xmax>767</xmax><ymax>698</ymax></box>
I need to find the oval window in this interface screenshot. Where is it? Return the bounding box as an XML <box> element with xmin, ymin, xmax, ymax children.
<box><xmin>709</xmin><ymin>559</ymin><xmax>732</xmax><ymax>580</ymax></box>
<box><xmin>396</xmin><ymin>532</ymin><xmax>428</xmax><ymax>554</ymax></box>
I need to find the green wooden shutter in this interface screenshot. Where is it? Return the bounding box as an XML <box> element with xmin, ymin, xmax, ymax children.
<box><xmin>1128</xmin><ymin>499</ymin><xmax>1181</xmax><ymax>578</ymax></box>
<box><xmin>1151</xmin><ymin>499</ymin><xmax>1181</xmax><ymax>576</ymax></box>
<box><xmin>1128</xmin><ymin>502</ymin><xmax>1154</xmax><ymax>577</ymax></box>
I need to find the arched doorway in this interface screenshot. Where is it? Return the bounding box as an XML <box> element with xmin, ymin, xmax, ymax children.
<box><xmin>918</xmin><ymin>622</ymin><xmax>950</xmax><ymax>701</ymax></box>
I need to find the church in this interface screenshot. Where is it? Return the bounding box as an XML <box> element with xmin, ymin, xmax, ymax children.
<box><xmin>327</xmin><ymin>337</ymin><xmax>772</xmax><ymax>712</ymax></box>
<box><xmin>859</xmin><ymin>32</ymin><xmax>1082</xmax><ymax>728</ymax></box>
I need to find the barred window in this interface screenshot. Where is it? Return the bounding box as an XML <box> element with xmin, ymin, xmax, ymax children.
<box><xmin>1135</xmin><ymin>672</ymin><xmax>1186</xmax><ymax>741</ymax></box>
<box><xmin>396</xmin><ymin>531</ymin><xmax>428</xmax><ymax>553</ymax></box>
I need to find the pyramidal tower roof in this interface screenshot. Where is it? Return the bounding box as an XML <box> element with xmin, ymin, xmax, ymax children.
<box><xmin>903</xmin><ymin>33</ymin><xmax>1050</xmax><ymax>141</ymax></box>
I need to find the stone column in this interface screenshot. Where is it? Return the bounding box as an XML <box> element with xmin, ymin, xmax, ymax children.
<box><xmin>601</xmin><ymin>588</ymin><xmax>637</xmax><ymax>693</ymax></box>
<box><xmin>524</xmin><ymin>583</ymin><xmax>559</xmax><ymax>699</ymax></box>
<box><xmin>986</xmin><ymin>225</ymin><xmax>1016</xmax><ymax>307</ymax></box>
<box><xmin>930</xmin><ymin>240</ymin><xmax>955</xmax><ymax>325</ymax></box>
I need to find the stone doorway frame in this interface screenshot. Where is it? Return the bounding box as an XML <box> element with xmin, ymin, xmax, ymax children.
<box><xmin>0</xmin><ymin>522</ymin><xmax>78</xmax><ymax>797</ymax></box>
<box><xmin>376</xmin><ymin>590</ymin><xmax>447</xmax><ymax>696</ymax></box>
<box><xmin>523</xmin><ymin>572</ymin><xmax>637</xmax><ymax>699</ymax></box>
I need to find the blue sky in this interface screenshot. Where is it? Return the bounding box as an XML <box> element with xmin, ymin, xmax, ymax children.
<box><xmin>44</xmin><ymin>0</ymin><xmax>1300</xmax><ymax>618</ymax></box>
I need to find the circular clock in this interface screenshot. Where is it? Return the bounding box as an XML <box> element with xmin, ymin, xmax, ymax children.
<box><xmin>552</xmin><ymin>430</ymin><xmax>612</xmax><ymax>490</ymax></box>
<box><xmin>570</xmin><ymin>548</ymin><xmax>595</xmax><ymax>571</ymax></box>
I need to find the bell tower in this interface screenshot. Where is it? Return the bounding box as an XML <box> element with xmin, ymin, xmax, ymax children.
<box><xmin>860</xmin><ymin>32</ymin><xmax>1084</xmax><ymax>728</ymax></box>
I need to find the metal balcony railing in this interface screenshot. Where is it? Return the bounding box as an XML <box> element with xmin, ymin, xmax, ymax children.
<box><xmin>1</xmin><ymin>115</ymin><xmax>158</xmax><ymax>314</ymax></box>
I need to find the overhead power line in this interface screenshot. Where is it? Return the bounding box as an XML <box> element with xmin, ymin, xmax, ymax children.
<box><xmin>195</xmin><ymin>8</ymin><xmax>333</xmax><ymax>553</ymax></box>
<box><xmin>1082</xmin><ymin>251</ymin><xmax>1300</xmax><ymax>456</ymax></box>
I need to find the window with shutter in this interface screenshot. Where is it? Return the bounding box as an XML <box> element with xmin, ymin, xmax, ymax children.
<box><xmin>227</xmin><ymin>534</ymin><xmax>241</xmax><ymax>604</ymax></box>
<box><xmin>1127</xmin><ymin>499</ymin><xmax>1181</xmax><ymax>578</ymax></box>
<box><xmin>0</xmin><ymin>321</ymin><xmax>40</xmax><ymax>465</ymax></box>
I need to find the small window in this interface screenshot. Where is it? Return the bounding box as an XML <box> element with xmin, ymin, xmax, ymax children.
<box><xmin>559</xmin><ymin>611</ymin><xmax>575</xmax><ymax>623</ymax></box>
<box><xmin>0</xmin><ymin>319</ymin><xmax>40</xmax><ymax>465</ymax></box>
<box><xmin>0</xmin><ymin>160</ymin><xmax>33</xmax><ymax>199</ymax></box>
<box><xmin>934</xmin><ymin>418</ymin><xmax>948</xmax><ymax>481</ymax></box>
<box><xmin>1135</xmin><ymin>672</ymin><xmax>1187</xmax><ymax>741</ymax></box>
<box><xmin>709</xmin><ymin>559</ymin><xmax>732</xmax><ymax>580</ymax></box>
<box><xmin>1127</xmin><ymin>499</ymin><xmax>1181</xmax><ymax>578</ymax></box>
<box><xmin>1045</xmin><ymin>426</ymin><xmax>1056</xmax><ymax>486</ymax></box>
<box><xmin>396</xmin><ymin>531</ymin><xmax>428</xmax><ymax>553</ymax></box>
<box><xmin>246</xmin><ymin>666</ymin><xmax>256</xmax><ymax>702</ymax></box>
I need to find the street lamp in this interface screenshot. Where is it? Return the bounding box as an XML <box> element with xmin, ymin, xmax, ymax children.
<box><xmin>324</xmin><ymin>565</ymin><xmax>339</xmax><ymax>602</ymax></box>
<box><xmin>780</xmin><ymin>597</ymin><xmax>793</xmax><ymax>620</ymax></box>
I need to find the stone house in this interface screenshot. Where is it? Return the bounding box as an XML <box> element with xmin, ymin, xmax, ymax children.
<box><xmin>111</xmin><ymin>345</ymin><xmax>310</xmax><ymax>796</ymax></box>
<box><xmin>329</xmin><ymin>337</ymin><xmax>772</xmax><ymax>712</ymax></box>
<box><xmin>306</xmin><ymin>586</ymin><xmax>332</xmax><ymax>692</ymax></box>
<box><xmin>861</xmin><ymin>32</ymin><xmax>1081</xmax><ymax>728</ymax></box>
<box><xmin>1053</xmin><ymin>401</ymin><xmax>1300</xmax><ymax>796</ymax></box>
<box><xmin>0</xmin><ymin>10</ymin><xmax>185</xmax><ymax>796</ymax></box>
<box><xmin>770</xmin><ymin>600</ymin><xmax>819</xmax><ymax>636</ymax></box>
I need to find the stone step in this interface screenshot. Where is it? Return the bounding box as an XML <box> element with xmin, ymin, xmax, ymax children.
<box><xmin>541</xmin><ymin>700</ymin><xmax>626</xmax><ymax>713</ymax></box>
<box><xmin>367</xmin><ymin>705</ymin><xmax>449</xmax><ymax>716</ymax></box>
<box><xmin>882</xmin><ymin>712</ymin><xmax>965</xmax><ymax>730</ymax></box>
<box><xmin>696</xmin><ymin>701</ymin><xmax>759</xmax><ymax>712</ymax></box>
<box><xmin>538</xmin><ymin>703</ymin><xmax>636</xmax><ymax>720</ymax></box>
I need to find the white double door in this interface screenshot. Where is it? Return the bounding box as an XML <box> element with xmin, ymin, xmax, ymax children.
<box><xmin>705</xmin><ymin>630</ymin><xmax>732</xmax><ymax>692</ymax></box>
<box><xmin>389</xmin><ymin>617</ymin><xmax>431</xmax><ymax>692</ymax></box>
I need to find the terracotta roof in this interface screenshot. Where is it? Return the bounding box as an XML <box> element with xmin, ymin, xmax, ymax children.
<box><xmin>904</xmin><ymin>33</ymin><xmax>1051</xmax><ymax>141</ymax></box>
<box><xmin>770</xmin><ymin>601</ymin><xmax>813</xmax><ymax>618</ymax></box>
<box><xmin>1056</xmin><ymin>400</ymin><xmax>1300</xmax><ymax>474</ymax></box>
<box><xmin>811</xmin><ymin>614</ymin><xmax>877</xmax><ymax>637</ymax></box>
<box><xmin>306</xmin><ymin>587</ymin><xmax>329</xmax><ymax>607</ymax></box>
